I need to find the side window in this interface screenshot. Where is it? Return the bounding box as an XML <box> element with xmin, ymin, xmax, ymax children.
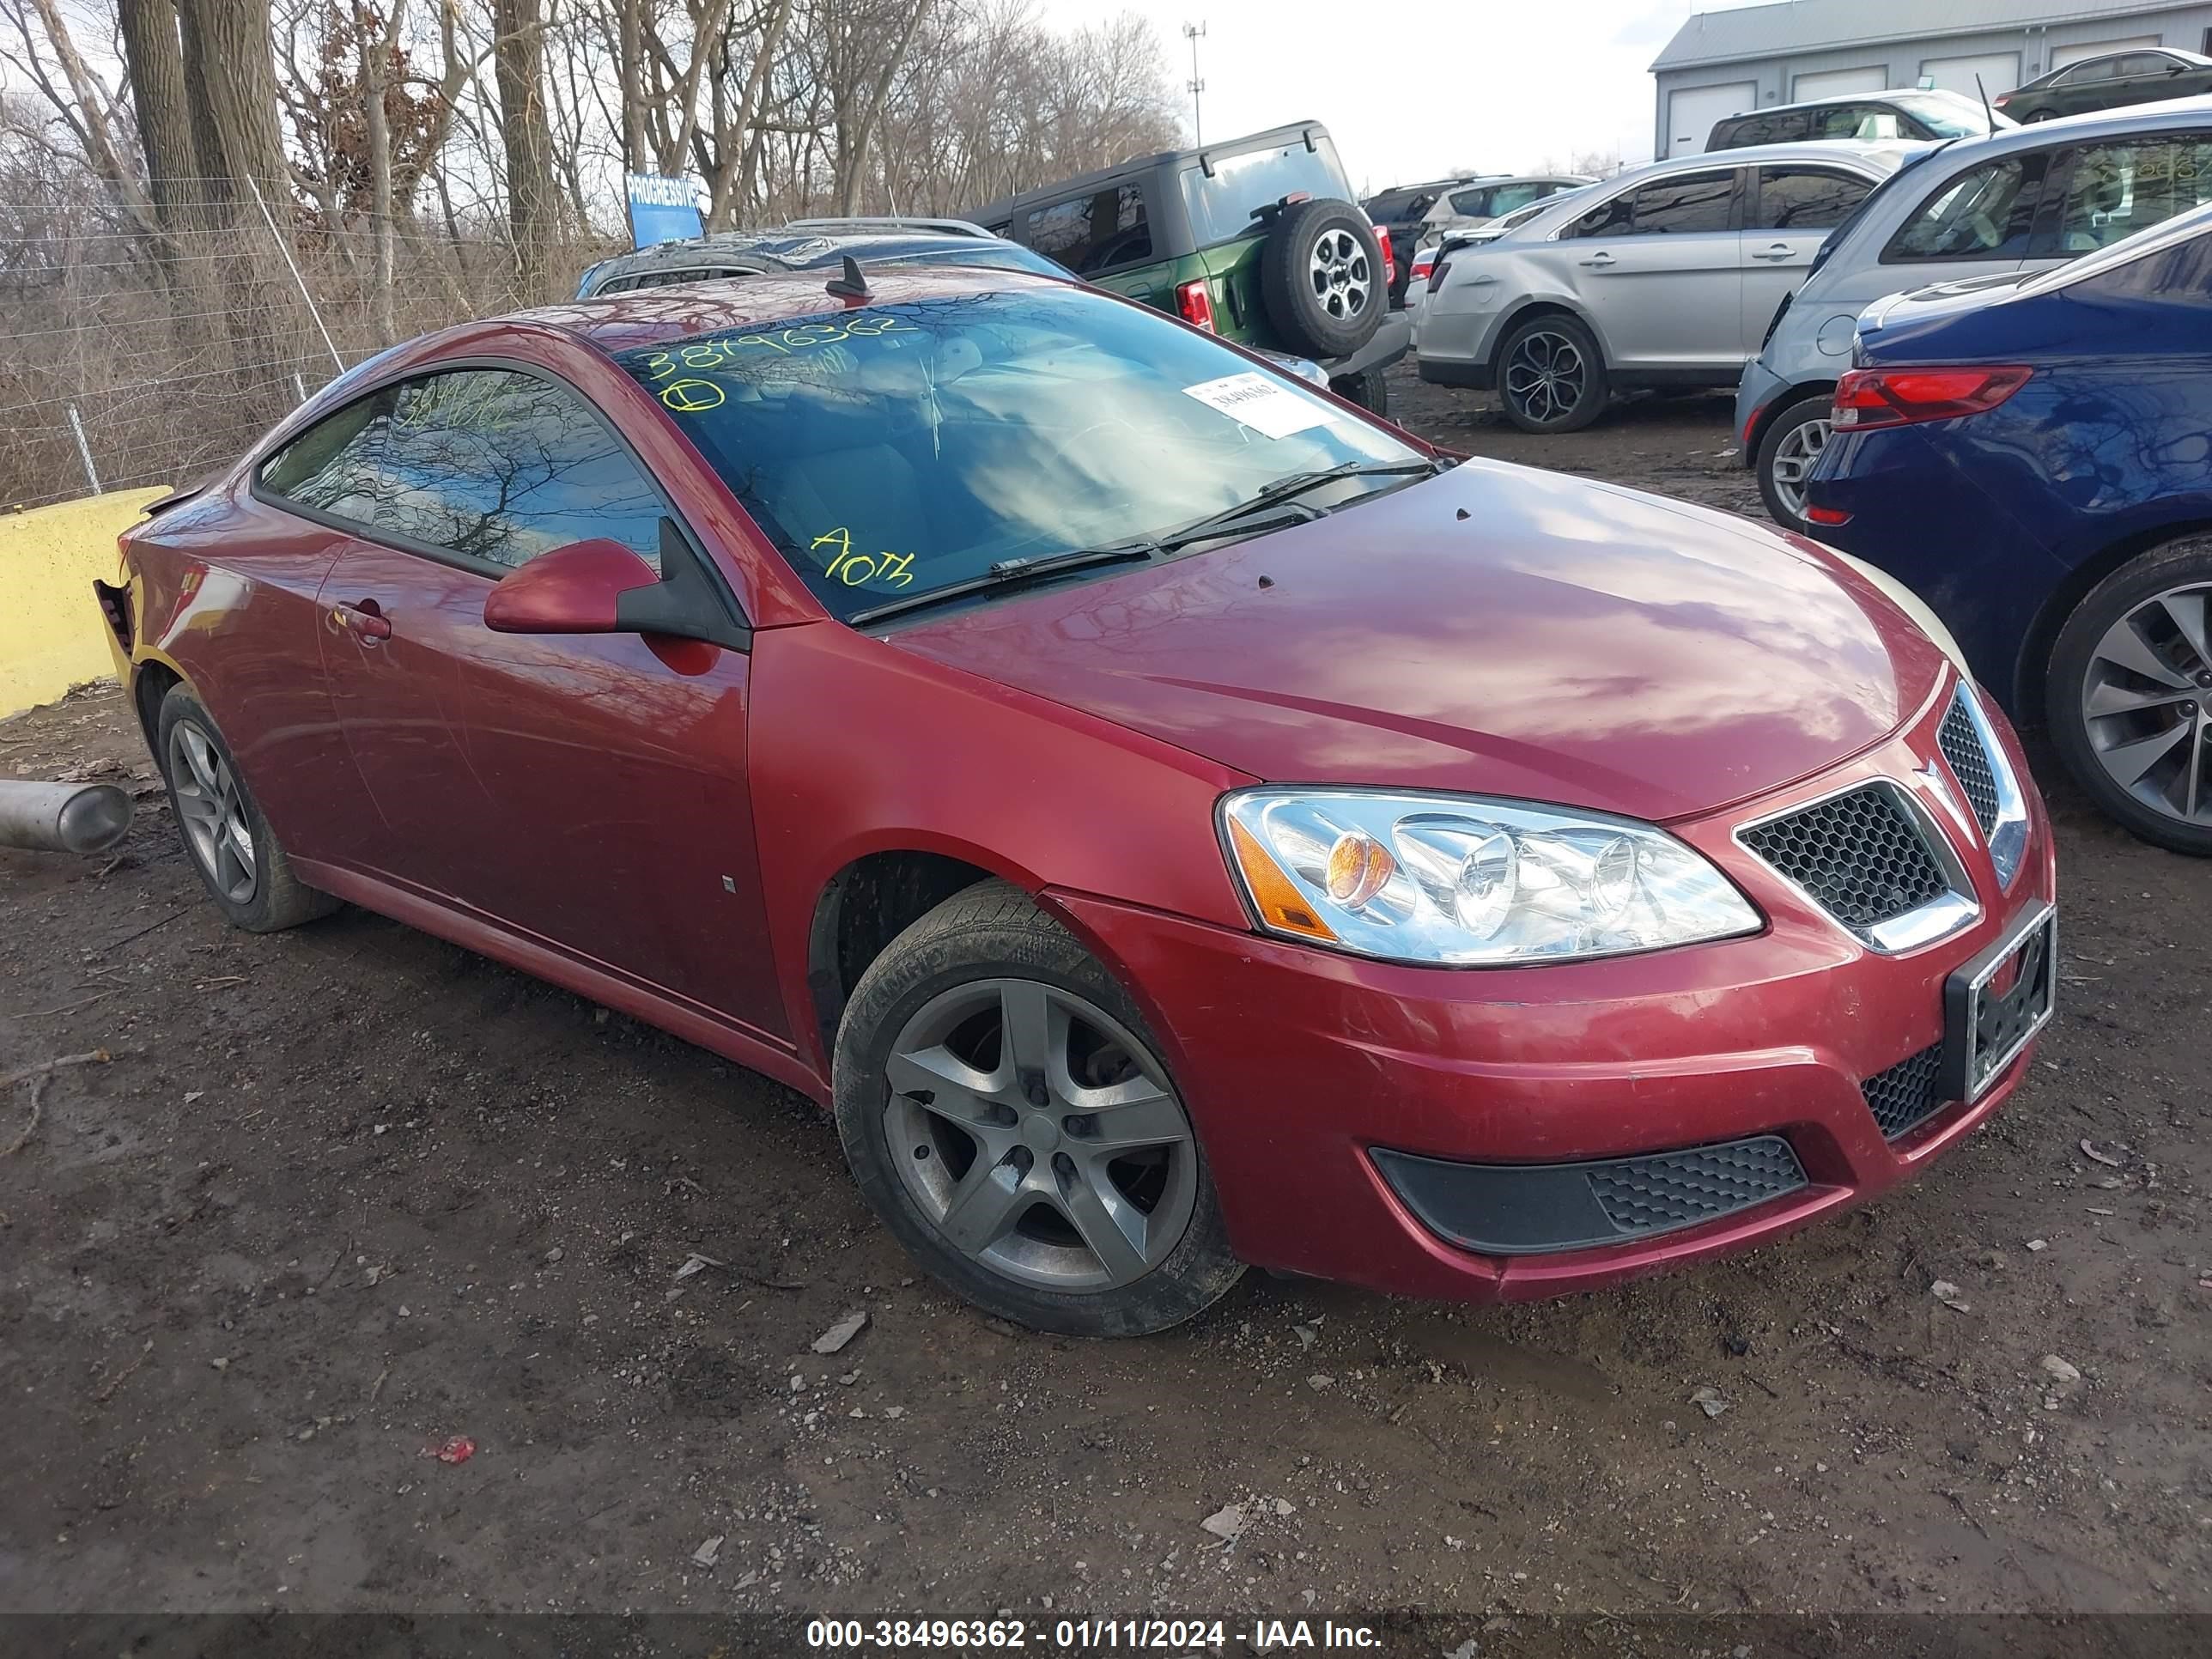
<box><xmin>2114</xmin><ymin>52</ymin><xmax>2168</xmax><ymax>77</ymax></box>
<box><xmin>1565</xmin><ymin>189</ymin><xmax>1634</xmax><ymax>237</ymax></box>
<box><xmin>1884</xmin><ymin>155</ymin><xmax>2044</xmax><ymax>260</ymax></box>
<box><xmin>258</xmin><ymin>392</ymin><xmax>393</xmax><ymax>526</ymax></box>
<box><xmin>1488</xmin><ymin>183</ymin><xmax>1548</xmax><ymax>216</ymax></box>
<box><xmin>1023</xmin><ymin>185</ymin><xmax>1152</xmax><ymax>275</ymax></box>
<box><xmin>375</xmin><ymin>369</ymin><xmax>665</xmax><ymax>572</ymax></box>
<box><xmin>1751</xmin><ymin>167</ymin><xmax>1873</xmax><ymax>230</ymax></box>
<box><xmin>2042</xmin><ymin>136</ymin><xmax>2212</xmax><ymax>252</ymax></box>
<box><xmin>1449</xmin><ymin>185</ymin><xmax>1493</xmax><ymax>216</ymax></box>
<box><xmin>1625</xmin><ymin>169</ymin><xmax>1736</xmax><ymax>234</ymax></box>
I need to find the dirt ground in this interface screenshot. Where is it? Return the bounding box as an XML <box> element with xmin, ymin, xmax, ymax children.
<box><xmin>3</xmin><ymin>365</ymin><xmax>2208</xmax><ymax>1635</ymax></box>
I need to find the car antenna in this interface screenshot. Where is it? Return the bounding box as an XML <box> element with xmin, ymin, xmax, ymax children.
<box><xmin>826</xmin><ymin>255</ymin><xmax>869</xmax><ymax>300</ymax></box>
<box><xmin>1974</xmin><ymin>73</ymin><xmax>1996</xmax><ymax>130</ymax></box>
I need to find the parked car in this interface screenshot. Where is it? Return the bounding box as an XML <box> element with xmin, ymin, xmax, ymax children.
<box><xmin>1708</xmin><ymin>89</ymin><xmax>2014</xmax><ymax>151</ymax></box>
<box><xmin>969</xmin><ymin>120</ymin><xmax>1409</xmax><ymax>413</ymax></box>
<box><xmin>1419</xmin><ymin>141</ymin><xmax>1915</xmax><ymax>432</ymax></box>
<box><xmin>1414</xmin><ymin>173</ymin><xmax>1592</xmax><ymax>246</ymax></box>
<box><xmin>1404</xmin><ymin>193</ymin><xmax>1589</xmax><ymax>314</ymax></box>
<box><xmin>95</xmin><ymin>265</ymin><xmax>2054</xmax><ymax>1334</ymax></box>
<box><xmin>574</xmin><ymin>217</ymin><xmax>1069</xmax><ymax>295</ymax></box>
<box><xmin>1736</xmin><ymin>97</ymin><xmax>2212</xmax><ymax>532</ymax></box>
<box><xmin>576</xmin><ymin>216</ymin><xmax>1334</xmax><ymax>390</ymax></box>
<box><xmin>1365</xmin><ymin>178</ymin><xmax>1477</xmax><ymax>305</ymax></box>
<box><xmin>1996</xmin><ymin>46</ymin><xmax>2212</xmax><ymax>123</ymax></box>
<box><xmin>1804</xmin><ymin>203</ymin><xmax>2212</xmax><ymax>855</ymax></box>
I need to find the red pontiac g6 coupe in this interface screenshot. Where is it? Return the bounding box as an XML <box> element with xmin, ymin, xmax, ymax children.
<box><xmin>96</xmin><ymin>267</ymin><xmax>2057</xmax><ymax>1335</ymax></box>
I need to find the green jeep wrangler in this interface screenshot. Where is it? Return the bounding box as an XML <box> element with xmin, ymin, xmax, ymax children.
<box><xmin>969</xmin><ymin>120</ymin><xmax>1409</xmax><ymax>414</ymax></box>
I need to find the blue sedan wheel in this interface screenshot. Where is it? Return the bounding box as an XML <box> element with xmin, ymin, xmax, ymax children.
<box><xmin>2051</xmin><ymin>542</ymin><xmax>2212</xmax><ymax>855</ymax></box>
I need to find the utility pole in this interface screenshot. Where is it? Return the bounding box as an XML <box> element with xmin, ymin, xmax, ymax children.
<box><xmin>1183</xmin><ymin>21</ymin><xmax>1206</xmax><ymax>146</ymax></box>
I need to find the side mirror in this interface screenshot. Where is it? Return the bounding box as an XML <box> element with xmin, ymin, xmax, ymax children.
<box><xmin>482</xmin><ymin>520</ymin><xmax>751</xmax><ymax>651</ymax></box>
<box><xmin>483</xmin><ymin>538</ymin><xmax>660</xmax><ymax>634</ymax></box>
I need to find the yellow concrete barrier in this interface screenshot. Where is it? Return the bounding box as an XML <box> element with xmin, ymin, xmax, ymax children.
<box><xmin>1</xmin><ymin>487</ymin><xmax>167</xmax><ymax>720</ymax></box>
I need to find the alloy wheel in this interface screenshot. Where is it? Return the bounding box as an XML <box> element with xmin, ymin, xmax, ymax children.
<box><xmin>2078</xmin><ymin>580</ymin><xmax>2212</xmax><ymax>828</ymax></box>
<box><xmin>883</xmin><ymin>977</ymin><xmax>1198</xmax><ymax>1292</ymax></box>
<box><xmin>1768</xmin><ymin>416</ymin><xmax>1830</xmax><ymax>519</ymax></box>
<box><xmin>1504</xmin><ymin>328</ymin><xmax>1586</xmax><ymax>426</ymax></box>
<box><xmin>1307</xmin><ymin>229</ymin><xmax>1372</xmax><ymax>320</ymax></box>
<box><xmin>168</xmin><ymin>721</ymin><xmax>258</xmax><ymax>904</ymax></box>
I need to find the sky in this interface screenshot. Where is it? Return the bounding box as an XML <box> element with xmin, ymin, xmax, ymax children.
<box><xmin>1035</xmin><ymin>0</ymin><xmax>1769</xmax><ymax>190</ymax></box>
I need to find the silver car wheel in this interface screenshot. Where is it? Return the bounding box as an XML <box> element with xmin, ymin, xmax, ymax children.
<box><xmin>1768</xmin><ymin>415</ymin><xmax>1830</xmax><ymax>518</ymax></box>
<box><xmin>168</xmin><ymin>720</ymin><xmax>258</xmax><ymax>904</ymax></box>
<box><xmin>1307</xmin><ymin>228</ymin><xmax>1372</xmax><ymax>320</ymax></box>
<box><xmin>1504</xmin><ymin>328</ymin><xmax>1586</xmax><ymax>426</ymax></box>
<box><xmin>884</xmin><ymin>977</ymin><xmax>1198</xmax><ymax>1292</ymax></box>
<box><xmin>2080</xmin><ymin>580</ymin><xmax>2212</xmax><ymax>827</ymax></box>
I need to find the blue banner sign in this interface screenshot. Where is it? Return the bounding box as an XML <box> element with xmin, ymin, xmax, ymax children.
<box><xmin>626</xmin><ymin>173</ymin><xmax>704</xmax><ymax>248</ymax></box>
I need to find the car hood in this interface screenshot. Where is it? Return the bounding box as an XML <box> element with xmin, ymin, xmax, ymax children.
<box><xmin>885</xmin><ymin>460</ymin><xmax>1947</xmax><ymax>822</ymax></box>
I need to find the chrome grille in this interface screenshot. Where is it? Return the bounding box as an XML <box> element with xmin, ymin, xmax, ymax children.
<box><xmin>1740</xmin><ymin>785</ymin><xmax>1950</xmax><ymax>933</ymax></box>
<box><xmin>1938</xmin><ymin>696</ymin><xmax>2001</xmax><ymax>836</ymax></box>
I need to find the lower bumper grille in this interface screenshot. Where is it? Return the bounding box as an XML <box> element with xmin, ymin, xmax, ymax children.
<box><xmin>1862</xmin><ymin>1042</ymin><xmax>1949</xmax><ymax>1139</ymax></box>
<box><xmin>1372</xmin><ymin>1135</ymin><xmax>1808</xmax><ymax>1257</ymax></box>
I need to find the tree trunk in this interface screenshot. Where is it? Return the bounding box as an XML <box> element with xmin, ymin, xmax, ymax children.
<box><xmin>115</xmin><ymin>0</ymin><xmax>220</xmax><ymax>341</ymax></box>
<box><xmin>835</xmin><ymin>0</ymin><xmax>932</xmax><ymax>216</ymax></box>
<box><xmin>26</xmin><ymin>0</ymin><xmax>161</xmax><ymax>234</ymax></box>
<box><xmin>492</xmin><ymin>0</ymin><xmax>558</xmax><ymax>304</ymax></box>
<box><xmin>618</xmin><ymin>0</ymin><xmax>646</xmax><ymax>171</ymax></box>
<box><xmin>361</xmin><ymin>0</ymin><xmax>402</xmax><ymax>346</ymax></box>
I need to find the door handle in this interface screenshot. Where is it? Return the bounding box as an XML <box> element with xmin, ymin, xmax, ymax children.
<box><xmin>1750</xmin><ymin>243</ymin><xmax>1798</xmax><ymax>262</ymax></box>
<box><xmin>1577</xmin><ymin>252</ymin><xmax>1616</xmax><ymax>268</ymax></box>
<box><xmin>329</xmin><ymin>599</ymin><xmax>392</xmax><ymax>641</ymax></box>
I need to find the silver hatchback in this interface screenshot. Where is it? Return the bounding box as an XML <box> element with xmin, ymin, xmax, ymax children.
<box><xmin>1736</xmin><ymin>95</ymin><xmax>2212</xmax><ymax>533</ymax></box>
<box><xmin>1416</xmin><ymin>141</ymin><xmax>1917</xmax><ymax>433</ymax></box>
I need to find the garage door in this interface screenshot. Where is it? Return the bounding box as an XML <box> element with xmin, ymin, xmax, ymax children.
<box><xmin>1793</xmin><ymin>65</ymin><xmax>1887</xmax><ymax>100</ymax></box>
<box><xmin>2051</xmin><ymin>35</ymin><xmax>2160</xmax><ymax>70</ymax></box>
<box><xmin>1922</xmin><ymin>51</ymin><xmax>2021</xmax><ymax>97</ymax></box>
<box><xmin>1668</xmin><ymin>81</ymin><xmax>1757</xmax><ymax>155</ymax></box>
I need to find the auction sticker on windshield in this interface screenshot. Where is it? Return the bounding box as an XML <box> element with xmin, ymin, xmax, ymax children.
<box><xmin>1182</xmin><ymin>372</ymin><xmax>1341</xmax><ymax>439</ymax></box>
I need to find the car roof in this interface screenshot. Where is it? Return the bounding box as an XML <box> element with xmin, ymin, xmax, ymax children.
<box><xmin>967</xmin><ymin>119</ymin><xmax>1334</xmax><ymax>224</ymax></box>
<box><xmin>593</xmin><ymin>227</ymin><xmax>995</xmax><ymax>274</ymax></box>
<box><xmin>1727</xmin><ymin>88</ymin><xmax>1973</xmax><ymax>120</ymax></box>
<box><xmin>1603</xmin><ymin>138</ymin><xmax>1923</xmax><ymax>184</ymax></box>
<box><xmin>511</xmin><ymin>264</ymin><xmax>1068</xmax><ymax>358</ymax></box>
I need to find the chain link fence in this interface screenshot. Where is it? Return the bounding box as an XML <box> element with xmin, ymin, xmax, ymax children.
<box><xmin>0</xmin><ymin>185</ymin><xmax>612</xmax><ymax>511</ymax></box>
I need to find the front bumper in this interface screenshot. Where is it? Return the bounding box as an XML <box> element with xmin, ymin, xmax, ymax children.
<box><xmin>1734</xmin><ymin>356</ymin><xmax>1789</xmax><ymax>465</ymax></box>
<box><xmin>1049</xmin><ymin>684</ymin><xmax>2057</xmax><ymax>1304</ymax></box>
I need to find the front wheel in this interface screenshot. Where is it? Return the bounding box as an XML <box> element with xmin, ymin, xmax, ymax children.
<box><xmin>831</xmin><ymin>880</ymin><xmax>1244</xmax><ymax>1335</ymax></box>
<box><xmin>1755</xmin><ymin>393</ymin><xmax>1834</xmax><ymax>535</ymax></box>
<box><xmin>2047</xmin><ymin>538</ymin><xmax>2212</xmax><ymax>855</ymax></box>
<box><xmin>1496</xmin><ymin>313</ymin><xmax>1608</xmax><ymax>433</ymax></box>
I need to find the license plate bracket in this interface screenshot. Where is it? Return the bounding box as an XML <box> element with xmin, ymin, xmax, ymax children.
<box><xmin>1942</xmin><ymin>904</ymin><xmax>2056</xmax><ymax>1104</ymax></box>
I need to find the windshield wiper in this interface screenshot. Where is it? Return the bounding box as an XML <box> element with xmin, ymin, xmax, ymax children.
<box><xmin>1152</xmin><ymin>459</ymin><xmax>1444</xmax><ymax>552</ymax></box>
<box><xmin>848</xmin><ymin>540</ymin><xmax>1159</xmax><ymax>626</ymax></box>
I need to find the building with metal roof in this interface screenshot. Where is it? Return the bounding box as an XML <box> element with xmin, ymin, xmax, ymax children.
<box><xmin>1650</xmin><ymin>0</ymin><xmax>2212</xmax><ymax>155</ymax></box>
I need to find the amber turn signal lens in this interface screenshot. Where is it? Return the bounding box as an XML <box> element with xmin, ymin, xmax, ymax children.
<box><xmin>1323</xmin><ymin>831</ymin><xmax>1395</xmax><ymax>907</ymax></box>
<box><xmin>1226</xmin><ymin>817</ymin><xmax>1338</xmax><ymax>942</ymax></box>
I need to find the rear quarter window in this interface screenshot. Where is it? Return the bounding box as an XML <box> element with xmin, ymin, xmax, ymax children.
<box><xmin>1883</xmin><ymin>153</ymin><xmax>2047</xmax><ymax>262</ymax></box>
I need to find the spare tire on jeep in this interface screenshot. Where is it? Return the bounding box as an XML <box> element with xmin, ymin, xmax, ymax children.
<box><xmin>1258</xmin><ymin>198</ymin><xmax>1384</xmax><ymax>361</ymax></box>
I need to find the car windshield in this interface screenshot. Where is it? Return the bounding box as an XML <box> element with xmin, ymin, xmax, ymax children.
<box><xmin>1181</xmin><ymin>137</ymin><xmax>1352</xmax><ymax>245</ymax></box>
<box><xmin>1890</xmin><ymin>90</ymin><xmax>2009</xmax><ymax>136</ymax></box>
<box><xmin>623</xmin><ymin>284</ymin><xmax>1421</xmax><ymax>623</ymax></box>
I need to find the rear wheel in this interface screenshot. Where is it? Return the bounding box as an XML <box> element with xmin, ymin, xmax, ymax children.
<box><xmin>155</xmin><ymin>685</ymin><xmax>339</xmax><ymax>931</ymax></box>
<box><xmin>1259</xmin><ymin>198</ymin><xmax>1386</xmax><ymax>361</ymax></box>
<box><xmin>832</xmin><ymin>880</ymin><xmax>1243</xmax><ymax>1335</ymax></box>
<box><xmin>1755</xmin><ymin>393</ymin><xmax>1834</xmax><ymax>535</ymax></box>
<box><xmin>1496</xmin><ymin>313</ymin><xmax>1607</xmax><ymax>434</ymax></box>
<box><xmin>1331</xmin><ymin>368</ymin><xmax>1389</xmax><ymax>416</ymax></box>
<box><xmin>2048</xmin><ymin>538</ymin><xmax>2212</xmax><ymax>855</ymax></box>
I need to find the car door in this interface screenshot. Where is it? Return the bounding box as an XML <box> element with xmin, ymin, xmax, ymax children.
<box><xmin>314</xmin><ymin>364</ymin><xmax>787</xmax><ymax>1040</ymax></box>
<box><xmin>1741</xmin><ymin>163</ymin><xmax>1876</xmax><ymax>348</ymax></box>
<box><xmin>2106</xmin><ymin>52</ymin><xmax>2203</xmax><ymax>110</ymax></box>
<box><xmin>1558</xmin><ymin>167</ymin><xmax>1744</xmax><ymax>369</ymax></box>
<box><xmin>2052</xmin><ymin>55</ymin><xmax>2123</xmax><ymax>117</ymax></box>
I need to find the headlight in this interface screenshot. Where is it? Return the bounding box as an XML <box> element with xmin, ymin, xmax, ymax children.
<box><xmin>1219</xmin><ymin>789</ymin><xmax>1761</xmax><ymax>966</ymax></box>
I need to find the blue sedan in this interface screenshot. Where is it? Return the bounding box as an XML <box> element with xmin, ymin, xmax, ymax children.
<box><xmin>1807</xmin><ymin>201</ymin><xmax>2212</xmax><ymax>855</ymax></box>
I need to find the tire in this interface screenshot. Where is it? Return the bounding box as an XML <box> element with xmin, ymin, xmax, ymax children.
<box><xmin>1755</xmin><ymin>393</ymin><xmax>1834</xmax><ymax>536</ymax></box>
<box><xmin>1258</xmin><ymin>198</ymin><xmax>1386</xmax><ymax>361</ymax></box>
<box><xmin>2046</xmin><ymin>536</ymin><xmax>2212</xmax><ymax>856</ymax></box>
<box><xmin>1330</xmin><ymin>368</ymin><xmax>1389</xmax><ymax>416</ymax></box>
<box><xmin>831</xmin><ymin>879</ymin><xmax>1244</xmax><ymax>1336</ymax></box>
<box><xmin>155</xmin><ymin>684</ymin><xmax>340</xmax><ymax>931</ymax></box>
<box><xmin>1494</xmin><ymin>312</ymin><xmax>1608</xmax><ymax>434</ymax></box>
